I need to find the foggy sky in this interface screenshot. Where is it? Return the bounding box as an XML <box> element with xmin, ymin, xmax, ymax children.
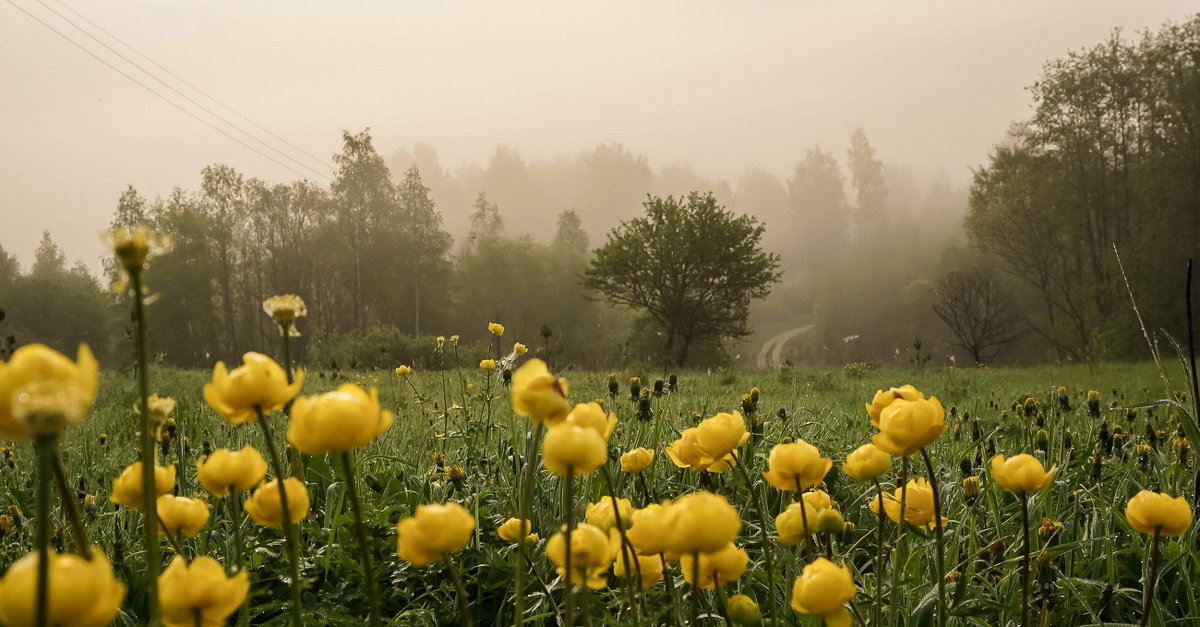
<box><xmin>1</xmin><ymin>1</ymin><xmax>1196</xmax><ymax>272</ymax></box>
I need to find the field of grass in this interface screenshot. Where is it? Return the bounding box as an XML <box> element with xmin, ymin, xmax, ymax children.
<box><xmin>2</xmin><ymin>356</ymin><xmax>1198</xmax><ymax>626</ymax></box>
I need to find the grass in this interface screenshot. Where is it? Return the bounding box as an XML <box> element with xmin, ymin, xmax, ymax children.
<box><xmin>1</xmin><ymin>358</ymin><xmax>1198</xmax><ymax>626</ymax></box>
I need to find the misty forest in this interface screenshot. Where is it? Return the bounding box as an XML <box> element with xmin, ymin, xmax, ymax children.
<box><xmin>2</xmin><ymin>7</ymin><xmax>1200</xmax><ymax>627</ymax></box>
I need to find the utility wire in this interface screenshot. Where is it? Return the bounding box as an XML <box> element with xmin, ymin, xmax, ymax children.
<box><xmin>4</xmin><ymin>0</ymin><xmax>331</xmax><ymax>183</ymax></box>
<box><xmin>50</xmin><ymin>0</ymin><xmax>333</xmax><ymax>175</ymax></box>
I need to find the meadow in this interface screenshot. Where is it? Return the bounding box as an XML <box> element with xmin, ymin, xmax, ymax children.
<box><xmin>2</xmin><ymin>347</ymin><xmax>1197</xmax><ymax>626</ymax></box>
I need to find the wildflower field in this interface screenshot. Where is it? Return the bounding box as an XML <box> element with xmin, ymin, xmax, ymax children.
<box><xmin>1</xmin><ymin>325</ymin><xmax>1198</xmax><ymax>627</ymax></box>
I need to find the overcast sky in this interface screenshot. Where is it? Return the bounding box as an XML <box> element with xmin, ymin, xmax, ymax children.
<box><xmin>1</xmin><ymin>1</ymin><xmax>1196</xmax><ymax>272</ymax></box>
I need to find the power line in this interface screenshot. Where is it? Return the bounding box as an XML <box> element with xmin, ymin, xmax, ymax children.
<box><xmin>3</xmin><ymin>0</ymin><xmax>332</xmax><ymax>183</ymax></box>
<box><xmin>50</xmin><ymin>0</ymin><xmax>333</xmax><ymax>174</ymax></box>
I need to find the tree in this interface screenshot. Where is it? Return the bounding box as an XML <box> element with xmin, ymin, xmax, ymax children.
<box><xmin>787</xmin><ymin>147</ymin><xmax>850</xmax><ymax>272</ymax></box>
<box><xmin>468</xmin><ymin>192</ymin><xmax>504</xmax><ymax>243</ymax></box>
<box><xmin>847</xmin><ymin>128</ymin><xmax>887</xmax><ymax>243</ymax></box>
<box><xmin>582</xmin><ymin>192</ymin><xmax>782</xmax><ymax>366</ymax></box>
<box><xmin>932</xmin><ymin>266</ymin><xmax>1020</xmax><ymax>365</ymax></box>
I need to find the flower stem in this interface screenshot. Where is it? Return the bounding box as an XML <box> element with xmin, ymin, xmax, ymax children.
<box><xmin>254</xmin><ymin>408</ymin><xmax>304</xmax><ymax>627</ymax></box>
<box><xmin>601</xmin><ymin>466</ymin><xmax>641</xmax><ymax>623</ymax></box>
<box><xmin>1138</xmin><ymin>529</ymin><xmax>1162</xmax><ymax>627</ymax></box>
<box><xmin>228</xmin><ymin>490</ymin><xmax>249</xmax><ymax>627</ymax></box>
<box><xmin>50</xmin><ymin>449</ymin><xmax>91</xmax><ymax>559</ymax></box>
<box><xmin>731</xmin><ymin>452</ymin><xmax>776</xmax><ymax>622</ymax></box>
<box><xmin>1020</xmin><ymin>492</ymin><xmax>1030</xmax><ymax>627</ymax></box>
<box><xmin>130</xmin><ymin>268</ymin><xmax>162</xmax><ymax>625</ymax></box>
<box><xmin>872</xmin><ymin>477</ymin><xmax>886</xmax><ymax>627</ymax></box>
<box><xmin>447</xmin><ymin>557</ymin><xmax>474</xmax><ymax>627</ymax></box>
<box><xmin>339</xmin><ymin>452</ymin><xmax>382</xmax><ymax>627</ymax></box>
<box><xmin>891</xmin><ymin>456</ymin><xmax>910</xmax><ymax>624</ymax></box>
<box><xmin>513</xmin><ymin>422</ymin><xmax>545</xmax><ymax>626</ymax></box>
<box><xmin>34</xmin><ymin>434</ymin><xmax>53</xmax><ymax>627</ymax></box>
<box><xmin>564</xmin><ymin>467</ymin><xmax>575</xmax><ymax>627</ymax></box>
<box><xmin>689</xmin><ymin>552</ymin><xmax>701</xmax><ymax>626</ymax></box>
<box><xmin>920</xmin><ymin>448</ymin><xmax>947</xmax><ymax>626</ymax></box>
<box><xmin>156</xmin><ymin>514</ymin><xmax>187</xmax><ymax>561</ymax></box>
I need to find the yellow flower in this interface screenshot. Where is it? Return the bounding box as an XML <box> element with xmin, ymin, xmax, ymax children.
<box><xmin>774</xmin><ymin>491</ymin><xmax>832</xmax><ymax>544</ymax></box>
<box><xmin>546</xmin><ymin>523</ymin><xmax>614</xmax><ymax>589</ymax></box>
<box><xmin>105</xmin><ymin>225</ymin><xmax>171</xmax><ymax>272</ymax></box>
<box><xmin>394</xmin><ymin>365</ymin><xmax>412</xmax><ymax>378</ymax></box>
<box><xmin>0</xmin><ymin>343</ymin><xmax>98</xmax><ymax>439</ymax></box>
<box><xmin>0</xmin><ymin>547</ymin><xmax>125</xmax><ymax>627</ymax></box>
<box><xmin>611</xmin><ymin>532</ymin><xmax>663</xmax><ymax>588</ymax></box>
<box><xmin>663</xmin><ymin>491</ymin><xmax>742</xmax><ymax>555</ymax></box>
<box><xmin>869</xmin><ymin>478</ymin><xmax>946</xmax><ymax>530</ymax></box>
<box><xmin>990</xmin><ymin>454</ymin><xmax>1055</xmax><ymax>493</ymax></box>
<box><xmin>513</xmin><ymin>343</ymin><xmax>528</xmax><ymax>355</ymax></box>
<box><xmin>488</xmin><ymin>322</ymin><xmax>505</xmax><ymax>336</ymax></box>
<box><xmin>790</xmin><ymin>558</ymin><xmax>856</xmax><ymax>627</ymax></box>
<box><xmin>679</xmin><ymin>542</ymin><xmax>749</xmax><ymax>589</ymax></box>
<box><xmin>962</xmin><ymin>476</ymin><xmax>982</xmax><ymax>501</ymax></box>
<box><xmin>727</xmin><ymin>594</ymin><xmax>761</xmax><ymax>625</ymax></box>
<box><xmin>262</xmin><ymin>294</ymin><xmax>307</xmax><ymax>327</ymax></box>
<box><xmin>564</xmin><ymin>402</ymin><xmax>618</xmax><ymax>440</ymax></box>
<box><xmin>871</xmin><ymin>396</ymin><xmax>946</xmax><ymax>457</ymax></box>
<box><xmin>543</xmin><ymin>423</ymin><xmax>607</xmax><ymax>477</ymax></box>
<box><xmin>195</xmin><ymin>446</ymin><xmax>268</xmax><ymax>497</ymax></box>
<box><xmin>243</xmin><ymin>478</ymin><xmax>310</xmax><ymax>528</ymax></box>
<box><xmin>110</xmin><ymin>461</ymin><xmax>176</xmax><ymax>508</ymax></box>
<box><xmin>864</xmin><ymin>385</ymin><xmax>924</xmax><ymax>427</ymax></box>
<box><xmin>202</xmin><ymin>352</ymin><xmax>304</xmax><ymax>425</ymax></box>
<box><xmin>1125</xmin><ymin>491</ymin><xmax>1192</xmax><ymax>537</ymax></box>
<box><xmin>694</xmin><ymin>412</ymin><xmax>750</xmax><ymax>467</ymax></box>
<box><xmin>287</xmin><ymin>383</ymin><xmax>393</xmax><ymax>454</ymax></box>
<box><xmin>497</xmin><ymin>518</ymin><xmax>537</xmax><ymax>544</ymax></box>
<box><xmin>158</xmin><ymin>555</ymin><xmax>248</xmax><ymax>627</ymax></box>
<box><xmin>156</xmin><ymin>495</ymin><xmax>209</xmax><ymax>538</ymax></box>
<box><xmin>620</xmin><ymin>447</ymin><xmax>655</xmax><ymax>473</ymax></box>
<box><xmin>585</xmin><ymin>497</ymin><xmax>634</xmax><ymax>530</ymax></box>
<box><xmin>479</xmin><ymin>359</ymin><xmax>497</xmax><ymax>370</ymax></box>
<box><xmin>626</xmin><ymin>502</ymin><xmax>673</xmax><ymax>556</ymax></box>
<box><xmin>396</xmin><ymin>503</ymin><xmax>476</xmax><ymax>567</ymax></box>
<box><xmin>762</xmin><ymin>440</ymin><xmax>832</xmax><ymax>492</ymax></box>
<box><xmin>511</xmin><ymin>359</ymin><xmax>570</xmax><ymax>424</ymax></box>
<box><xmin>665</xmin><ymin>428</ymin><xmax>732</xmax><ymax>473</ymax></box>
<box><xmin>843</xmin><ymin>443</ymin><xmax>891</xmax><ymax>482</ymax></box>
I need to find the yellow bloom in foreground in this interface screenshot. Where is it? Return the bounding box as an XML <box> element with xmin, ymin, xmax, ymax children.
<box><xmin>727</xmin><ymin>594</ymin><xmax>761</xmax><ymax>625</ymax></box>
<box><xmin>0</xmin><ymin>547</ymin><xmax>125</xmax><ymax>627</ymax></box>
<box><xmin>762</xmin><ymin>439</ymin><xmax>832</xmax><ymax>492</ymax></box>
<box><xmin>110</xmin><ymin>462</ymin><xmax>176</xmax><ymax>508</ymax></box>
<box><xmin>546</xmin><ymin>523</ymin><xmax>614</xmax><ymax>589</ymax></box>
<box><xmin>203</xmin><ymin>352</ymin><xmax>304</xmax><ymax>425</ymax></box>
<box><xmin>564</xmin><ymin>402</ymin><xmax>618</xmax><ymax>440</ymax></box>
<box><xmin>243</xmin><ymin>478</ymin><xmax>310</xmax><ymax>528</ymax></box>
<box><xmin>497</xmin><ymin>518</ymin><xmax>537</xmax><ymax>544</ymax></box>
<box><xmin>0</xmin><ymin>343</ymin><xmax>98</xmax><ymax>439</ymax></box>
<box><xmin>586</xmin><ymin>497</ymin><xmax>634</xmax><ymax>531</ymax></box>
<box><xmin>872</xmin><ymin>396</ymin><xmax>946</xmax><ymax>457</ymax></box>
<box><xmin>105</xmin><ymin>225</ymin><xmax>171</xmax><ymax>272</ymax></box>
<box><xmin>612</xmin><ymin>533</ymin><xmax>663</xmax><ymax>588</ymax></box>
<box><xmin>488</xmin><ymin>322</ymin><xmax>505</xmax><ymax>336</ymax></box>
<box><xmin>665</xmin><ymin>428</ymin><xmax>732</xmax><ymax>473</ymax></box>
<box><xmin>620</xmin><ymin>447</ymin><xmax>655</xmax><ymax>473</ymax></box>
<box><xmin>626</xmin><ymin>502</ymin><xmax>673</xmax><ymax>556</ymax></box>
<box><xmin>679</xmin><ymin>542</ymin><xmax>749</xmax><ymax>589</ymax></box>
<box><xmin>511</xmin><ymin>359</ymin><xmax>570</xmax><ymax>424</ymax></box>
<box><xmin>394</xmin><ymin>365</ymin><xmax>412</xmax><ymax>378</ymax></box>
<box><xmin>1125</xmin><ymin>491</ymin><xmax>1193</xmax><ymax>537</ymax></box>
<box><xmin>990</xmin><ymin>454</ymin><xmax>1055</xmax><ymax>493</ymax></box>
<box><xmin>663</xmin><ymin>491</ymin><xmax>742</xmax><ymax>555</ymax></box>
<box><xmin>864</xmin><ymin>385</ymin><xmax>924</xmax><ymax>427</ymax></box>
<box><xmin>543</xmin><ymin>424</ymin><xmax>607</xmax><ymax>477</ymax></box>
<box><xmin>694</xmin><ymin>412</ymin><xmax>750</xmax><ymax>467</ymax></box>
<box><xmin>843</xmin><ymin>443</ymin><xmax>891</xmax><ymax>482</ymax></box>
<box><xmin>156</xmin><ymin>495</ymin><xmax>210</xmax><ymax>538</ymax></box>
<box><xmin>262</xmin><ymin>294</ymin><xmax>307</xmax><ymax>326</ymax></box>
<box><xmin>196</xmin><ymin>446</ymin><xmax>268</xmax><ymax>497</ymax></box>
<box><xmin>869</xmin><ymin>478</ymin><xmax>946</xmax><ymax>530</ymax></box>
<box><xmin>288</xmin><ymin>383</ymin><xmax>394</xmax><ymax>454</ymax></box>
<box><xmin>159</xmin><ymin>555</ymin><xmax>248</xmax><ymax>627</ymax></box>
<box><xmin>791</xmin><ymin>558</ymin><xmax>856</xmax><ymax>627</ymax></box>
<box><xmin>396</xmin><ymin>503</ymin><xmax>476</xmax><ymax>567</ymax></box>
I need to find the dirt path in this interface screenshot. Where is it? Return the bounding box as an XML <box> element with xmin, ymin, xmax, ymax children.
<box><xmin>756</xmin><ymin>324</ymin><xmax>813</xmax><ymax>369</ymax></box>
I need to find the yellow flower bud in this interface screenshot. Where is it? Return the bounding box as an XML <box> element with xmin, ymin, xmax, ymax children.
<box><xmin>662</xmin><ymin>491</ymin><xmax>742</xmax><ymax>555</ymax></box>
<box><xmin>196</xmin><ymin>446</ymin><xmax>268</xmax><ymax>497</ymax></box>
<box><xmin>1125</xmin><ymin>491</ymin><xmax>1192</xmax><ymax>537</ymax></box>
<box><xmin>394</xmin><ymin>365</ymin><xmax>412</xmax><ymax>378</ymax></box>
<box><xmin>790</xmin><ymin>558</ymin><xmax>856</xmax><ymax>625</ymax></box>
<box><xmin>843</xmin><ymin>443</ymin><xmax>891</xmax><ymax>482</ymax></box>
<box><xmin>962</xmin><ymin>476</ymin><xmax>982</xmax><ymax>501</ymax></box>
<box><xmin>396</xmin><ymin>503</ymin><xmax>476</xmax><ymax>567</ymax></box>
<box><xmin>990</xmin><ymin>454</ymin><xmax>1055</xmax><ymax>493</ymax></box>
<box><xmin>872</xmin><ymin>396</ymin><xmax>946</xmax><ymax>456</ymax></box>
<box><xmin>156</xmin><ymin>495</ymin><xmax>209</xmax><ymax>538</ymax></box>
<box><xmin>0</xmin><ymin>547</ymin><xmax>125</xmax><ymax>627</ymax></box>
<box><xmin>202</xmin><ymin>352</ymin><xmax>304</xmax><ymax>426</ymax></box>
<box><xmin>243</xmin><ymin>478</ymin><xmax>310</xmax><ymax>528</ymax></box>
<box><xmin>497</xmin><ymin>518</ymin><xmax>536</xmax><ymax>544</ymax></box>
<box><xmin>511</xmin><ymin>359</ymin><xmax>570</xmax><ymax>425</ymax></box>
<box><xmin>287</xmin><ymin>383</ymin><xmax>394</xmax><ymax>454</ymax></box>
<box><xmin>620</xmin><ymin>447</ymin><xmax>655</xmax><ymax>473</ymax></box>
<box><xmin>727</xmin><ymin>593</ymin><xmax>761</xmax><ymax>625</ymax></box>
<box><xmin>110</xmin><ymin>461</ymin><xmax>176</xmax><ymax>509</ymax></box>
<box><xmin>546</xmin><ymin>523</ymin><xmax>614</xmax><ymax>589</ymax></box>
<box><xmin>158</xmin><ymin>555</ymin><xmax>248</xmax><ymax>627</ymax></box>
<box><xmin>679</xmin><ymin>542</ymin><xmax>749</xmax><ymax>589</ymax></box>
<box><xmin>0</xmin><ymin>343</ymin><xmax>98</xmax><ymax>439</ymax></box>
<box><xmin>487</xmin><ymin>322</ymin><xmax>505</xmax><ymax>336</ymax></box>
<box><xmin>542</xmin><ymin>424</ymin><xmax>607</xmax><ymax>477</ymax></box>
<box><xmin>762</xmin><ymin>439</ymin><xmax>832</xmax><ymax>492</ymax></box>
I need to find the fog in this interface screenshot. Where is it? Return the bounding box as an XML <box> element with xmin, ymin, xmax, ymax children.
<box><xmin>2</xmin><ymin>1</ymin><xmax>1195</xmax><ymax>271</ymax></box>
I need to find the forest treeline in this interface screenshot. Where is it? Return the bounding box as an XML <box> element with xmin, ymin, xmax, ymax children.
<box><xmin>1</xmin><ymin>16</ymin><xmax>1198</xmax><ymax>370</ymax></box>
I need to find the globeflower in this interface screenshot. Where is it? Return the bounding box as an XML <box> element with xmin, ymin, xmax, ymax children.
<box><xmin>620</xmin><ymin>447</ymin><xmax>654</xmax><ymax>473</ymax></box>
<box><xmin>762</xmin><ymin>439</ymin><xmax>831</xmax><ymax>492</ymax></box>
<box><xmin>497</xmin><ymin>518</ymin><xmax>538</xmax><ymax>544</ymax></box>
<box><xmin>110</xmin><ymin>461</ymin><xmax>176</xmax><ymax>508</ymax></box>
<box><xmin>0</xmin><ymin>343</ymin><xmax>98</xmax><ymax>439</ymax></box>
<box><xmin>511</xmin><ymin>359</ymin><xmax>570</xmax><ymax>424</ymax></box>
<box><xmin>480</xmin><ymin>359</ymin><xmax>497</xmax><ymax>370</ymax></box>
<box><xmin>790</xmin><ymin>558</ymin><xmax>856</xmax><ymax>626</ymax></box>
<box><xmin>243</xmin><ymin>478</ymin><xmax>310</xmax><ymax>528</ymax></box>
<box><xmin>694</xmin><ymin>412</ymin><xmax>750</xmax><ymax>467</ymax></box>
<box><xmin>872</xmin><ymin>396</ymin><xmax>946</xmax><ymax>457</ymax></box>
<box><xmin>679</xmin><ymin>542</ymin><xmax>750</xmax><ymax>589</ymax></box>
<box><xmin>105</xmin><ymin>225</ymin><xmax>171</xmax><ymax>272</ymax></box>
<box><xmin>202</xmin><ymin>352</ymin><xmax>304</xmax><ymax>425</ymax></box>
<box><xmin>612</xmin><ymin>533</ymin><xmax>663</xmax><ymax>588</ymax></box>
<box><xmin>546</xmin><ymin>523</ymin><xmax>614</xmax><ymax>589</ymax></box>
<box><xmin>158</xmin><ymin>555</ymin><xmax>249</xmax><ymax>627</ymax></box>
<box><xmin>156</xmin><ymin>495</ymin><xmax>209</xmax><ymax>537</ymax></box>
<box><xmin>726</xmin><ymin>594</ymin><xmax>761</xmax><ymax>625</ymax></box>
<box><xmin>1125</xmin><ymin>491</ymin><xmax>1192</xmax><ymax>537</ymax></box>
<box><xmin>196</xmin><ymin>446</ymin><xmax>268</xmax><ymax>497</ymax></box>
<box><xmin>864</xmin><ymin>385</ymin><xmax>924</xmax><ymax>427</ymax></box>
<box><xmin>0</xmin><ymin>547</ymin><xmax>126</xmax><ymax>627</ymax></box>
<box><xmin>287</xmin><ymin>383</ymin><xmax>393</xmax><ymax>454</ymax></box>
<box><xmin>488</xmin><ymin>322</ymin><xmax>505</xmax><ymax>336</ymax></box>
<box><xmin>396</xmin><ymin>503</ymin><xmax>476</xmax><ymax>567</ymax></box>
<box><xmin>262</xmin><ymin>294</ymin><xmax>307</xmax><ymax>330</ymax></box>
<box><xmin>564</xmin><ymin>402</ymin><xmax>618</xmax><ymax>440</ymax></box>
<box><xmin>990</xmin><ymin>454</ymin><xmax>1055</xmax><ymax>493</ymax></box>
<box><xmin>665</xmin><ymin>428</ymin><xmax>732</xmax><ymax>473</ymax></box>
<box><xmin>513</xmin><ymin>343</ymin><xmax>528</xmax><ymax>355</ymax></box>
<box><xmin>662</xmin><ymin>491</ymin><xmax>742</xmax><ymax>555</ymax></box>
<box><xmin>543</xmin><ymin>423</ymin><xmax>607</xmax><ymax>477</ymax></box>
<box><xmin>843</xmin><ymin>443</ymin><xmax>891</xmax><ymax>482</ymax></box>
<box><xmin>870</xmin><ymin>478</ymin><xmax>946</xmax><ymax>530</ymax></box>
<box><xmin>626</xmin><ymin>502</ymin><xmax>672</xmax><ymax>556</ymax></box>
<box><xmin>585</xmin><ymin>497</ymin><xmax>634</xmax><ymax>531</ymax></box>
<box><xmin>394</xmin><ymin>365</ymin><xmax>412</xmax><ymax>378</ymax></box>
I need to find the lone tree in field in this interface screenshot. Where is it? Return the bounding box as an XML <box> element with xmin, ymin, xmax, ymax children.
<box><xmin>583</xmin><ymin>192</ymin><xmax>781</xmax><ymax>366</ymax></box>
<box><xmin>932</xmin><ymin>265</ymin><xmax>1020</xmax><ymax>365</ymax></box>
